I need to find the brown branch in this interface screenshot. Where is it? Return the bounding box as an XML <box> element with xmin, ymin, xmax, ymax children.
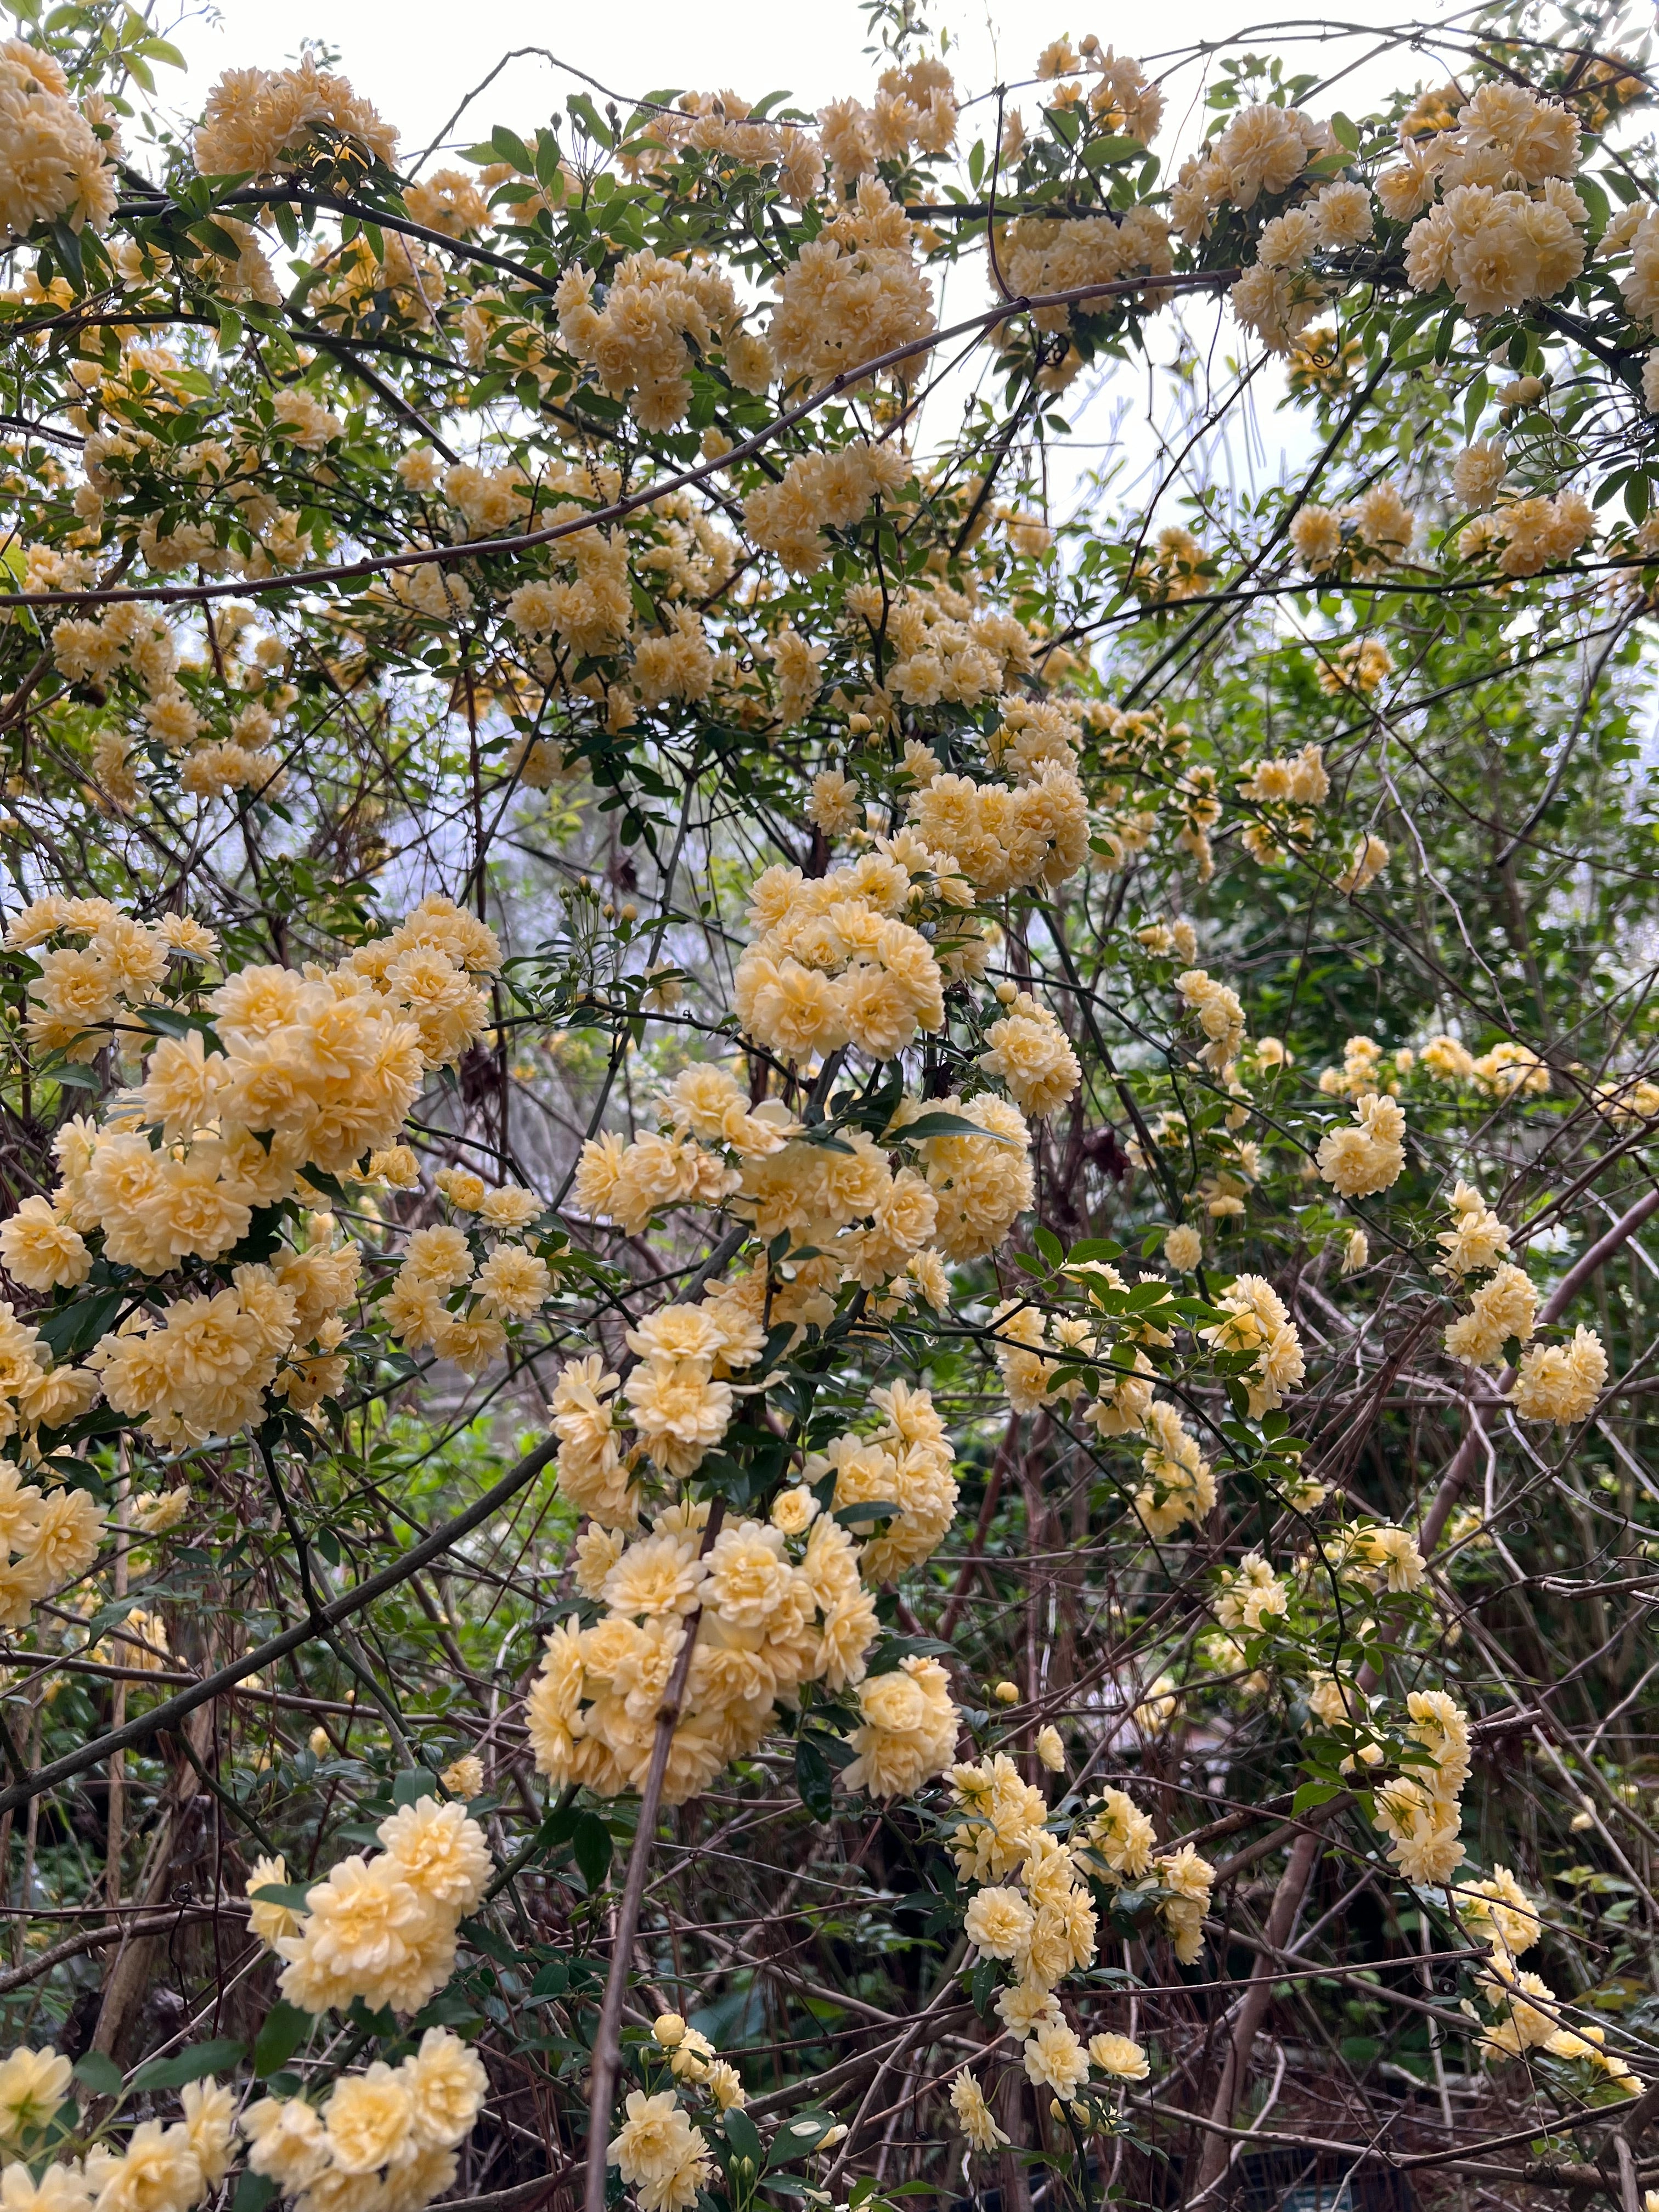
<box><xmin>0</xmin><ymin>1431</ymin><xmax>563</xmax><ymax>1822</ymax></box>
<box><xmin>584</xmin><ymin>1499</ymin><xmax>726</xmax><ymax>2212</ymax></box>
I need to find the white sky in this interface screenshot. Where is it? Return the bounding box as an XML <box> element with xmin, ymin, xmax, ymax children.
<box><xmin>165</xmin><ymin>0</ymin><xmax>1440</xmax><ymax>166</ymax></box>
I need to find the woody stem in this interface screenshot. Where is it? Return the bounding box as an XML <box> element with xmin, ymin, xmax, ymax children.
<box><xmin>584</xmin><ymin>1497</ymin><xmax>726</xmax><ymax>2212</ymax></box>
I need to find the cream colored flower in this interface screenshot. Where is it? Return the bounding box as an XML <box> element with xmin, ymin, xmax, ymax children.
<box><xmin>247</xmin><ymin>1853</ymin><xmax>306</xmax><ymax>1946</ymax></box>
<box><xmin>964</xmin><ymin>1886</ymin><xmax>1035</xmax><ymax>1960</ymax></box>
<box><xmin>437</xmin><ymin>1754</ymin><xmax>484</xmax><ymax>1801</ymax></box>
<box><xmin>607</xmin><ymin>2090</ymin><xmax>710</xmax><ymax>2212</ymax></box>
<box><xmin>949</xmin><ymin>2071</ymin><xmax>1009</xmax><ymax>2152</ymax></box>
<box><xmin>1089</xmin><ymin>2032</ymin><xmax>1149</xmax><ymax>2081</ymax></box>
<box><xmin>769</xmin><ymin>1486</ymin><xmax>819</xmax><ymax>1536</ymax></box>
<box><xmin>244</xmin><ymin>2097</ymin><xmax>330</xmax><ymax>2192</ymax></box>
<box><xmin>0</xmin><ymin>2048</ymin><xmax>72</xmax><ymax>2144</ymax></box>
<box><xmin>376</xmin><ymin>1796</ymin><xmax>492</xmax><ymax>1912</ymax></box>
<box><xmin>277</xmin><ymin>1853</ymin><xmax>450</xmax><ymax>2018</ymax></box>
<box><xmin>325</xmin><ymin>2063</ymin><xmax>415</xmax><ymax>2174</ymax></box>
<box><xmin>401</xmin><ymin>2028</ymin><xmax>488</xmax><ymax>2149</ymax></box>
<box><xmin>1163</xmin><ymin>1224</ymin><xmax>1201</xmax><ymax>1272</ymax></box>
<box><xmin>1024</xmin><ymin>2019</ymin><xmax>1089</xmax><ymax>2095</ymax></box>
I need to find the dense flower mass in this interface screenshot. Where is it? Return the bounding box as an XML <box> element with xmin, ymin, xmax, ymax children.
<box><xmin>0</xmin><ymin>11</ymin><xmax>1645</xmax><ymax>2211</ymax></box>
<box><xmin>262</xmin><ymin>1796</ymin><xmax>491</xmax><ymax>2017</ymax></box>
<box><xmin>0</xmin><ymin>40</ymin><xmax>116</xmax><ymax>245</ymax></box>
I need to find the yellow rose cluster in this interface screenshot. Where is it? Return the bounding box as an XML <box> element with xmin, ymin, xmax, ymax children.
<box><xmin>765</xmin><ymin>179</ymin><xmax>934</xmax><ymax>393</ymax></box>
<box><xmin>91</xmin><ymin>1215</ymin><xmax>360</xmax><ymax>1446</ymax></box>
<box><xmin>0</xmin><ymin>894</ymin><xmax>509</xmax><ymax>1444</ymax></box>
<box><xmin>857</xmin><ymin>588</ymin><xmax>1037</xmax><ymax>715</ymax></box>
<box><xmin>1001</xmin><ymin>205</ymin><xmax>1174</xmax><ymax>341</ymax></box>
<box><xmin>383</xmin><ymin>1180</ymin><xmax>553</xmax><ymax>1379</ymax></box>
<box><xmin>258</xmin><ymin>1795</ymin><xmax>492</xmax><ymax>2018</ymax></box>
<box><xmin>980</xmin><ymin>990</ymin><xmax>1081</xmax><ymax>1120</ymax></box>
<box><xmin>1323</xmin><ymin>1518</ymin><xmax>1426</xmax><ymax>1596</ymax></box>
<box><xmin>1459</xmin><ymin>487</ymin><xmax>1594</xmax><ymax>577</ymax></box>
<box><xmin>909</xmin><ymin>759</ymin><xmax>1089</xmax><ymax>899</ymax></box>
<box><xmin>1173</xmin><ymin>968</ymin><xmax>1246</xmax><ymax>1073</ymax></box>
<box><xmin>0</xmin><ymin>2044</ymin><xmax>238</xmax><ymax>2212</ymax></box>
<box><xmin>193</xmin><ymin>57</ymin><xmax>397</xmax><ymax>177</ymax></box>
<box><xmin>527</xmin><ymin>1493</ymin><xmax>884</xmax><ymax>1806</ymax></box>
<box><xmin>1214</xmin><ymin>1550</ymin><xmax>1291</xmax><ymax>1634</ymax></box>
<box><xmin>0</xmin><ymin>38</ymin><xmax>117</xmax><ymax>248</ymax></box>
<box><xmin>544</xmin><ymin>1271</ymin><xmax>772</xmax><ymax>1532</ymax></box>
<box><xmin>1202</xmin><ymin>1274</ymin><xmax>1307</xmax><ymax>1418</ymax></box>
<box><xmin>0</xmin><ymin>1299</ymin><xmax>99</xmax><ymax>1467</ymax></box>
<box><xmin>245</xmin><ymin>2028</ymin><xmax>488</xmax><ymax>2212</ymax></box>
<box><xmin>944</xmin><ymin>1764</ymin><xmax>1160</xmax><ymax>2147</ymax></box>
<box><xmin>1418</xmin><ymin>1034</ymin><xmax>1550</xmax><ymax>1095</ymax></box>
<box><xmin>732</xmin><ymin>854</ymin><xmax>945</xmax><ymax>1066</ymax></box>
<box><xmin>0</xmin><ymin>1457</ymin><xmax>104</xmax><ymax>1627</ymax></box>
<box><xmin>607</xmin><ymin>2078</ymin><xmax>714</xmax><ymax>2212</ymax></box>
<box><xmin>1436</xmin><ymin>1184</ymin><xmax>1606</xmax><ymax>1424</ymax></box>
<box><xmin>1392</xmin><ymin>84</ymin><xmax>1584</xmax><ymax>318</ymax></box>
<box><xmin>1509</xmin><ymin>1323</ymin><xmax>1607</xmax><ymax>1427</ymax></box>
<box><xmin>13</xmin><ymin>896</ymin><xmax>193</xmax><ymax>1064</ymax></box>
<box><xmin>840</xmin><ymin>1654</ymin><xmax>960</xmax><ymax>1798</ymax></box>
<box><xmin>555</xmin><ymin>253</ymin><xmax>769</xmax><ymax>433</ymax></box>
<box><xmin>1236</xmin><ymin>741</ymin><xmax>1329</xmax><ymax>866</ymax></box>
<box><xmin>888</xmin><ymin>1094</ymin><xmax>1034</xmax><ymax>1262</ymax></box>
<box><xmin>1121</xmin><ymin>1400</ymin><xmax>1211</xmax><ymax>1537</ymax></box>
<box><xmin>743</xmin><ymin>440</ymin><xmax>909</xmax><ymax>575</ymax></box>
<box><xmin>1457</xmin><ymin>1866</ymin><xmax>1641</xmax><ymax>2090</ymax></box>
<box><xmin>946</xmin><ymin>1760</ymin><xmax>1199</xmax><ymax>2123</ymax></box>
<box><xmin>990</xmin><ymin>1299</ymin><xmax>1097</xmax><ymax>1418</ymax></box>
<box><xmin>645</xmin><ymin>2007</ymin><xmax>747</xmax><ymax>2115</ymax></box>
<box><xmin>806</xmin><ymin>1380</ymin><xmax>960</xmax><ymax>1583</ymax></box>
<box><xmin>1080</xmin><ymin>1784</ymin><xmax>1217</xmax><ymax>1962</ymax></box>
<box><xmin>505</xmin><ymin>519</ymin><xmax>632</xmax><ymax>663</ymax></box>
<box><xmin>1372</xmin><ymin>1689</ymin><xmax>1470</xmax><ymax>1884</ymax></box>
<box><xmin>816</xmin><ymin>54</ymin><xmax>958</xmax><ymax>184</ymax></box>
<box><xmin>1316</xmin><ymin>1090</ymin><xmax>1407</xmax><ymax>1197</ymax></box>
<box><xmin>1289</xmin><ymin>482</ymin><xmax>1416</xmax><ymax>576</ymax></box>
<box><xmin>1317</xmin><ymin>1034</ymin><xmax>1404</xmax><ymax>1098</ymax></box>
<box><xmin>1341</xmin><ymin>823</ymin><xmax>1391</xmax><ymax>896</ymax></box>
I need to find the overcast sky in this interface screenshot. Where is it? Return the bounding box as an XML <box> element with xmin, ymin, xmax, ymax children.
<box><xmin>165</xmin><ymin>0</ymin><xmax>1436</xmax><ymax>173</ymax></box>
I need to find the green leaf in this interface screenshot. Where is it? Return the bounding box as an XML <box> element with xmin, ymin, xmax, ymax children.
<box><xmin>865</xmin><ymin>1634</ymin><xmax>952</xmax><ymax>1674</ymax></box>
<box><xmin>393</xmin><ymin>1768</ymin><xmax>438</xmax><ymax>1807</ymax></box>
<box><xmin>572</xmin><ymin>1810</ymin><xmax>612</xmax><ymax>1894</ymax></box>
<box><xmin>36</xmin><ymin>1287</ymin><xmax>124</xmax><ymax>1363</ymax></box>
<box><xmin>889</xmin><ymin>1110</ymin><xmax>1017</xmax><ymax>1146</ymax></box>
<box><xmin>1330</xmin><ymin>111</ymin><xmax>1359</xmax><ymax>151</ymax></box>
<box><xmin>832</xmin><ymin>1499</ymin><xmax>899</xmax><ymax>1527</ymax></box>
<box><xmin>132</xmin><ymin>2040</ymin><xmax>244</xmax><ymax>2090</ymax></box>
<box><xmin>233</xmin><ymin>2178</ymin><xmax>276</xmax><ymax>2212</ymax></box>
<box><xmin>1291</xmin><ymin>1780</ymin><xmax>1343</xmax><ymax>1815</ymax></box>
<box><xmin>490</xmin><ymin>125</ymin><xmax>534</xmax><ymax>172</ymax></box>
<box><xmin>73</xmin><ymin>2052</ymin><xmax>123</xmax><ymax>2097</ymax></box>
<box><xmin>252</xmin><ymin>2000</ymin><xmax>312</xmax><ymax>2078</ymax></box>
<box><xmin>769</xmin><ymin>2111</ymin><xmax>839</xmax><ymax>2166</ymax></box>
<box><xmin>533</xmin><ymin>132</ymin><xmax>565</xmax><ymax>191</ymax></box>
<box><xmin>1069</xmin><ymin>1237</ymin><xmax>1125</xmax><ymax>1265</ymax></box>
<box><xmin>722</xmin><ymin>2107</ymin><xmax>764</xmax><ymax>2172</ymax></box>
<box><xmin>567</xmin><ymin>93</ymin><xmax>612</xmax><ymax>147</ymax></box>
<box><xmin>1033</xmin><ymin>1224</ymin><xmax>1063</xmax><ymax>1268</ymax></box>
<box><xmin>250</xmin><ymin>1882</ymin><xmax>314</xmax><ymax>1911</ymax></box>
<box><xmin>795</xmin><ymin>1733</ymin><xmax>834</xmax><ymax>1822</ymax></box>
